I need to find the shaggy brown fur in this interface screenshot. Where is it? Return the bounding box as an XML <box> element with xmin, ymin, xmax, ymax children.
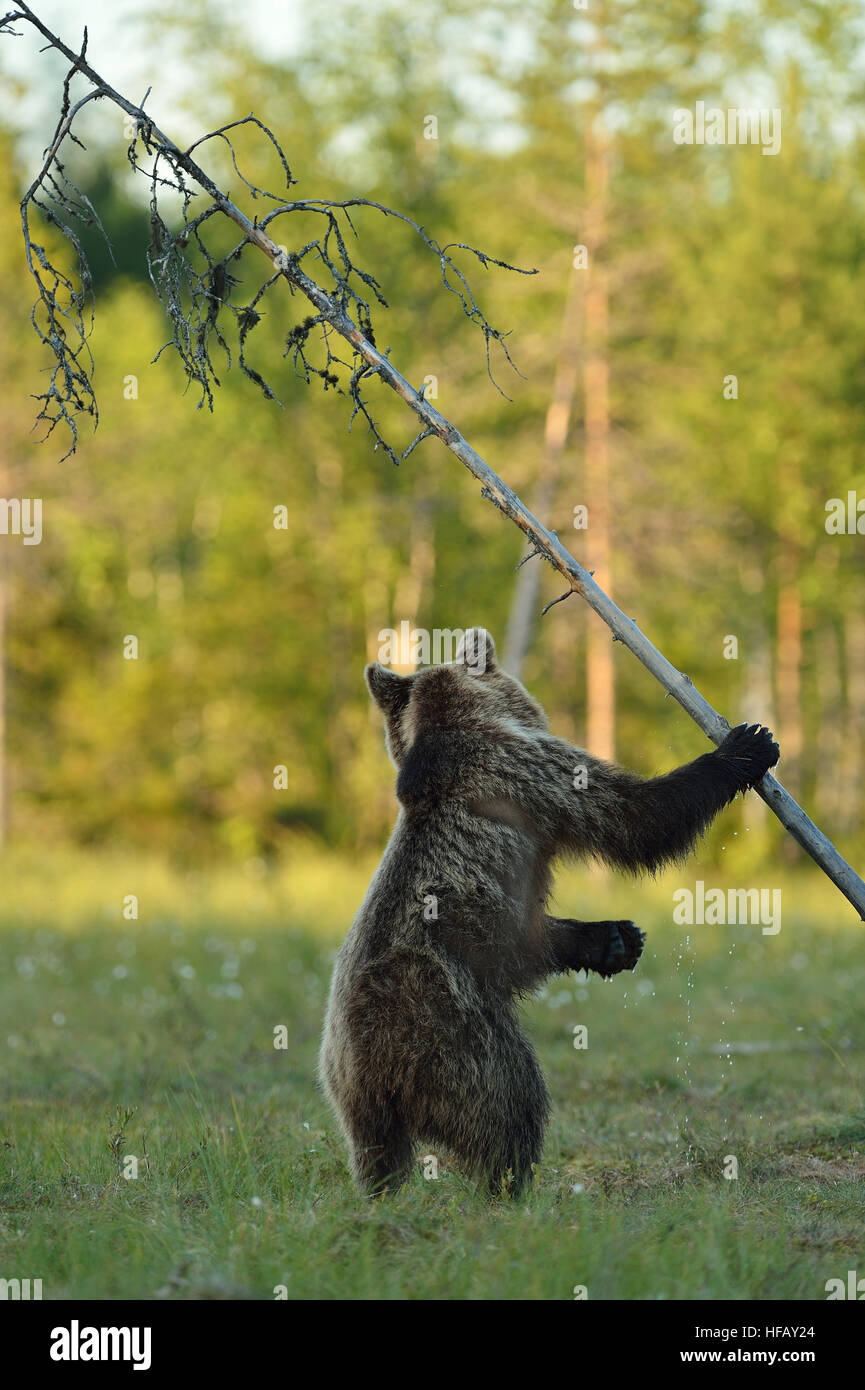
<box><xmin>319</xmin><ymin>628</ymin><xmax>779</xmax><ymax>1196</ymax></box>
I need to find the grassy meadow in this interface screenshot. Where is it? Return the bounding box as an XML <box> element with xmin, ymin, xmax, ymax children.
<box><xmin>0</xmin><ymin>843</ymin><xmax>863</xmax><ymax>1301</ymax></box>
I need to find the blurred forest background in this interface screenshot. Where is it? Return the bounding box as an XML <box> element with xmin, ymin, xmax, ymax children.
<box><xmin>1</xmin><ymin>0</ymin><xmax>864</xmax><ymax>878</ymax></box>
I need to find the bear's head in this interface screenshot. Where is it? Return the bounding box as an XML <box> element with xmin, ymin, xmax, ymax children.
<box><xmin>365</xmin><ymin>628</ymin><xmax>548</xmax><ymax>768</ymax></box>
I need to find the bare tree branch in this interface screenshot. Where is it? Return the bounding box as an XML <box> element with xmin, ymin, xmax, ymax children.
<box><xmin>10</xmin><ymin>3</ymin><xmax>530</xmax><ymax>457</ymax></box>
<box><xmin>7</xmin><ymin>2</ymin><xmax>865</xmax><ymax>918</ymax></box>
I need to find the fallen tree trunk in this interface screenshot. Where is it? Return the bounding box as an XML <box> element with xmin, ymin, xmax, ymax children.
<box><xmin>13</xmin><ymin>1</ymin><xmax>865</xmax><ymax>919</ymax></box>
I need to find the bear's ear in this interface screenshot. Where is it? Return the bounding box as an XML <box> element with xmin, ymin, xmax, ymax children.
<box><xmin>456</xmin><ymin>627</ymin><xmax>496</xmax><ymax>675</ymax></box>
<box><xmin>364</xmin><ymin>662</ymin><xmax>415</xmax><ymax>713</ymax></box>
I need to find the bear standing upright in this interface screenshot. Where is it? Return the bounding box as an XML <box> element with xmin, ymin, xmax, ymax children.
<box><xmin>319</xmin><ymin>628</ymin><xmax>779</xmax><ymax>1196</ymax></box>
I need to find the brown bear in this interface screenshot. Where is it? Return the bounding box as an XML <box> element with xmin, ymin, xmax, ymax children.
<box><xmin>319</xmin><ymin>628</ymin><xmax>779</xmax><ymax>1196</ymax></box>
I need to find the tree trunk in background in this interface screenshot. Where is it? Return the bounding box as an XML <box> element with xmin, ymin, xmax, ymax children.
<box><xmin>362</xmin><ymin>503</ymin><xmax>390</xmax><ymax>665</ymax></box>
<box><xmin>313</xmin><ymin>450</ymin><xmax>356</xmax><ymax>842</ymax></box>
<box><xmin>840</xmin><ymin>593</ymin><xmax>865</xmax><ymax>832</ymax></box>
<box><xmin>775</xmin><ymin>541</ymin><xmax>803</xmax><ymax>804</ymax></box>
<box><xmin>550</xmin><ymin>601</ymin><xmax>581</xmax><ymax>743</ymax></box>
<box><xmin>741</xmin><ymin>618</ymin><xmax>775</xmax><ymax>826</ymax></box>
<box><xmin>0</xmin><ymin>445</ymin><xmax>6</xmax><ymax>846</ymax></box>
<box><xmin>0</xmin><ymin>558</ymin><xmax>5</xmax><ymax>846</ymax></box>
<box><xmin>503</xmin><ymin>270</ymin><xmax>583</xmax><ymax>679</ymax></box>
<box><xmin>583</xmin><ymin>121</ymin><xmax>615</xmax><ymax>762</ymax></box>
<box><xmin>392</xmin><ymin>490</ymin><xmax>435</xmax><ymax>674</ymax></box>
<box><xmin>814</xmin><ymin>622</ymin><xmax>843</xmax><ymax>827</ymax></box>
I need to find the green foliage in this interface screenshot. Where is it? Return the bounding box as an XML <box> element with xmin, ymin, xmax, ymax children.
<box><xmin>1</xmin><ymin>0</ymin><xmax>864</xmax><ymax>867</ymax></box>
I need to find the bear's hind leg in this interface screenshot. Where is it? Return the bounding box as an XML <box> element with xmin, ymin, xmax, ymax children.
<box><xmin>344</xmin><ymin>1100</ymin><xmax>414</xmax><ymax>1197</ymax></box>
<box><xmin>417</xmin><ymin>1015</ymin><xmax>549</xmax><ymax>1199</ymax></box>
<box><xmin>481</xmin><ymin>1103</ymin><xmax>546</xmax><ymax>1199</ymax></box>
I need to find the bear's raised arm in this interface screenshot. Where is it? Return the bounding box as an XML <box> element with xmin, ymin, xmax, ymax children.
<box><xmin>396</xmin><ymin>720</ymin><xmax>779</xmax><ymax>874</ymax></box>
<box><xmin>536</xmin><ymin>722</ymin><xmax>779</xmax><ymax>872</ymax></box>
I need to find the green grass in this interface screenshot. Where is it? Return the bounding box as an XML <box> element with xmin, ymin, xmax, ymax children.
<box><xmin>0</xmin><ymin>846</ymin><xmax>863</xmax><ymax>1300</ymax></box>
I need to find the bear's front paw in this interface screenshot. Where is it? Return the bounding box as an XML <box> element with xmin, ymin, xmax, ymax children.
<box><xmin>715</xmin><ymin>722</ymin><xmax>779</xmax><ymax>789</ymax></box>
<box><xmin>570</xmin><ymin>919</ymin><xmax>645</xmax><ymax>978</ymax></box>
<box><xmin>595</xmin><ymin>920</ymin><xmax>645</xmax><ymax>978</ymax></box>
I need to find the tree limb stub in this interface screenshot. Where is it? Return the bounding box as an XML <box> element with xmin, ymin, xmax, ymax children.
<box><xmin>10</xmin><ymin>1</ymin><xmax>865</xmax><ymax>918</ymax></box>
